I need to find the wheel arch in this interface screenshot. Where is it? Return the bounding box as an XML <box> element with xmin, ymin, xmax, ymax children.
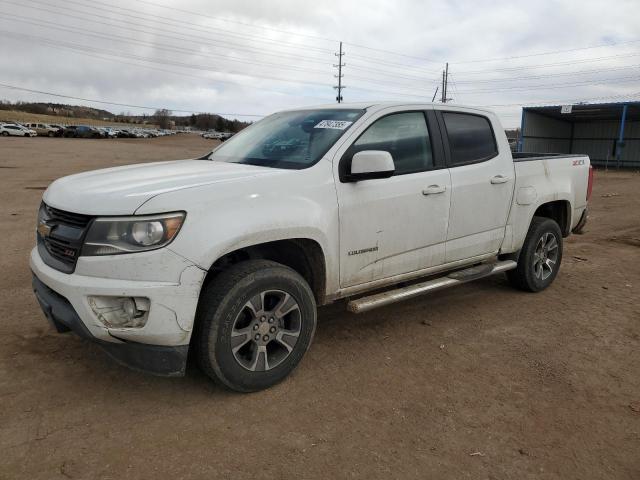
<box><xmin>201</xmin><ymin>238</ymin><xmax>328</xmax><ymax>306</ymax></box>
<box><xmin>532</xmin><ymin>199</ymin><xmax>572</xmax><ymax>237</ymax></box>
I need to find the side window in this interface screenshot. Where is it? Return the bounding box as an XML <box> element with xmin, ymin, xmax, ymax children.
<box><xmin>351</xmin><ymin>112</ymin><xmax>433</xmax><ymax>175</ymax></box>
<box><xmin>442</xmin><ymin>113</ymin><xmax>497</xmax><ymax>166</ymax></box>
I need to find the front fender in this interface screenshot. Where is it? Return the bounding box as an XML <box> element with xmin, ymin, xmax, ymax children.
<box><xmin>136</xmin><ymin>161</ymin><xmax>341</xmax><ymax>295</ymax></box>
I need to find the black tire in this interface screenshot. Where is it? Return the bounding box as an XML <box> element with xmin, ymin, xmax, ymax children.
<box><xmin>1</xmin><ymin>131</ymin><xmax>8</xmax><ymax>136</ymax></box>
<box><xmin>507</xmin><ymin>216</ymin><xmax>563</xmax><ymax>292</ymax></box>
<box><xmin>24</xmin><ymin>133</ymin><xmax>29</xmax><ymax>137</ymax></box>
<box><xmin>195</xmin><ymin>260</ymin><xmax>317</xmax><ymax>392</ymax></box>
<box><xmin>48</xmin><ymin>131</ymin><xmax>54</xmax><ymax>137</ymax></box>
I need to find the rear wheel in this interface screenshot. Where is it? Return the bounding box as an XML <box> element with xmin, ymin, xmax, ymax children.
<box><xmin>195</xmin><ymin>260</ymin><xmax>317</xmax><ymax>392</ymax></box>
<box><xmin>507</xmin><ymin>216</ymin><xmax>563</xmax><ymax>292</ymax></box>
<box><xmin>1</xmin><ymin>131</ymin><xmax>8</xmax><ymax>136</ymax></box>
<box><xmin>48</xmin><ymin>131</ymin><xmax>54</xmax><ymax>137</ymax></box>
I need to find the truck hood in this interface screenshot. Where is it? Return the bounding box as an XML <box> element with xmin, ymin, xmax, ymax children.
<box><xmin>43</xmin><ymin>159</ymin><xmax>279</xmax><ymax>215</ymax></box>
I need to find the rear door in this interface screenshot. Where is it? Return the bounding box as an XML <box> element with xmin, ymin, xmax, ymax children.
<box><xmin>438</xmin><ymin>110</ymin><xmax>515</xmax><ymax>262</ymax></box>
<box><xmin>334</xmin><ymin>108</ymin><xmax>451</xmax><ymax>287</ymax></box>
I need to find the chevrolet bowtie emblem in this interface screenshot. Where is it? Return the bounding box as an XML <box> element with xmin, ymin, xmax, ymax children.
<box><xmin>37</xmin><ymin>221</ymin><xmax>52</xmax><ymax>238</ymax></box>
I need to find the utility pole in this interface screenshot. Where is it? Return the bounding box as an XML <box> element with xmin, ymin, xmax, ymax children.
<box><xmin>444</xmin><ymin>62</ymin><xmax>449</xmax><ymax>103</ymax></box>
<box><xmin>431</xmin><ymin>85</ymin><xmax>439</xmax><ymax>103</ymax></box>
<box><xmin>441</xmin><ymin>62</ymin><xmax>449</xmax><ymax>103</ymax></box>
<box><xmin>333</xmin><ymin>41</ymin><xmax>345</xmax><ymax>103</ymax></box>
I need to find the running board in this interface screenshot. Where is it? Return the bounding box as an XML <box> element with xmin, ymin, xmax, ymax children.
<box><xmin>346</xmin><ymin>260</ymin><xmax>517</xmax><ymax>314</ymax></box>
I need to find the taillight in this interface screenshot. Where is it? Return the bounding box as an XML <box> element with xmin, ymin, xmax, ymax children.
<box><xmin>586</xmin><ymin>165</ymin><xmax>594</xmax><ymax>201</ymax></box>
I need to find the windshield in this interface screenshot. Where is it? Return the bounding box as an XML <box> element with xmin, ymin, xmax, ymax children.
<box><xmin>208</xmin><ymin>109</ymin><xmax>364</xmax><ymax>169</ymax></box>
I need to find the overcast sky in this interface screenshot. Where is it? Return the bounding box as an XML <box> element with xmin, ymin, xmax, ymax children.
<box><xmin>1</xmin><ymin>0</ymin><xmax>639</xmax><ymax>127</ymax></box>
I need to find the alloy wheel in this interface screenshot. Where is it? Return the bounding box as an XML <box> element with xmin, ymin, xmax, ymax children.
<box><xmin>230</xmin><ymin>290</ymin><xmax>301</xmax><ymax>372</ymax></box>
<box><xmin>533</xmin><ymin>232</ymin><xmax>559</xmax><ymax>280</ymax></box>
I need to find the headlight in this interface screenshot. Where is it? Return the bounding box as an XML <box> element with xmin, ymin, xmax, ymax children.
<box><xmin>81</xmin><ymin>212</ymin><xmax>185</xmax><ymax>256</ymax></box>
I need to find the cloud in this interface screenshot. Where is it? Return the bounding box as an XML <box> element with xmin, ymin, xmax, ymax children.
<box><xmin>0</xmin><ymin>0</ymin><xmax>638</xmax><ymax>126</ymax></box>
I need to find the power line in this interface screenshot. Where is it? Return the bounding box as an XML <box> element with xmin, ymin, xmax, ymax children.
<box><xmin>455</xmin><ymin>74</ymin><xmax>640</xmax><ymax>94</ymax></box>
<box><xmin>7</xmin><ymin>0</ymin><xmax>333</xmax><ymax>65</ymax></box>
<box><xmin>131</xmin><ymin>0</ymin><xmax>338</xmax><ymax>44</ymax></box>
<box><xmin>0</xmin><ymin>13</ymin><xmax>333</xmax><ymax>77</ymax></box>
<box><xmin>455</xmin><ymin>51</ymin><xmax>640</xmax><ymax>75</ymax></box>
<box><xmin>103</xmin><ymin>0</ymin><xmax>446</xmax><ymax>72</ymax></box>
<box><xmin>347</xmin><ymin>55</ymin><xmax>439</xmax><ymax>75</ymax></box>
<box><xmin>17</xmin><ymin>0</ymin><xmax>637</xmax><ymax>88</ymax></box>
<box><xmin>11</xmin><ymin>0</ymin><xmax>334</xmax><ymax>58</ymax></box>
<box><xmin>0</xmin><ymin>30</ymin><xmax>334</xmax><ymax>91</ymax></box>
<box><xmin>63</xmin><ymin>0</ymin><xmax>335</xmax><ymax>54</ymax></box>
<box><xmin>450</xmin><ymin>38</ymin><xmax>640</xmax><ymax>64</ymax></box>
<box><xmin>451</xmin><ymin>64</ymin><xmax>640</xmax><ymax>84</ymax></box>
<box><xmin>117</xmin><ymin>0</ymin><xmax>640</xmax><ymax>72</ymax></box>
<box><xmin>12</xmin><ymin>27</ymin><xmax>638</xmax><ymax>105</ymax></box>
<box><xmin>476</xmin><ymin>91</ymin><xmax>640</xmax><ymax>108</ymax></box>
<box><xmin>0</xmin><ymin>29</ymin><xmax>441</xmax><ymax>101</ymax></box>
<box><xmin>0</xmin><ymin>8</ymin><xmax>443</xmax><ymax>89</ymax></box>
<box><xmin>6</xmin><ymin>36</ymin><xmax>328</xmax><ymax>102</ymax></box>
<box><xmin>0</xmin><ymin>83</ymin><xmax>265</xmax><ymax>117</ymax></box>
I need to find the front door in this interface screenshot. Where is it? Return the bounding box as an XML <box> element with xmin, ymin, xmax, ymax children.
<box><xmin>334</xmin><ymin>110</ymin><xmax>451</xmax><ymax>288</ymax></box>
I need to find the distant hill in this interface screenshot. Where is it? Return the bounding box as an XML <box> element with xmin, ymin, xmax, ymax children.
<box><xmin>0</xmin><ymin>100</ymin><xmax>250</xmax><ymax>132</ymax></box>
<box><xmin>0</xmin><ymin>101</ymin><xmax>114</xmax><ymax>120</ymax></box>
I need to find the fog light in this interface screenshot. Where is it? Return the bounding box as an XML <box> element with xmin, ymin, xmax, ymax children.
<box><xmin>88</xmin><ymin>296</ymin><xmax>149</xmax><ymax>329</ymax></box>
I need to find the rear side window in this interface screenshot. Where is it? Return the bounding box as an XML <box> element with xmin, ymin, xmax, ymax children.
<box><xmin>443</xmin><ymin>113</ymin><xmax>497</xmax><ymax>166</ymax></box>
<box><xmin>351</xmin><ymin>112</ymin><xmax>433</xmax><ymax>175</ymax></box>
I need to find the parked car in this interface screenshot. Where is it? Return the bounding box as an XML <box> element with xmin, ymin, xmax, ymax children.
<box><xmin>97</xmin><ymin>127</ymin><xmax>118</xmax><ymax>139</ymax></box>
<box><xmin>73</xmin><ymin>126</ymin><xmax>102</xmax><ymax>139</ymax></box>
<box><xmin>25</xmin><ymin>123</ymin><xmax>61</xmax><ymax>137</ymax></box>
<box><xmin>116</xmin><ymin>128</ymin><xmax>136</xmax><ymax>138</ymax></box>
<box><xmin>62</xmin><ymin>126</ymin><xmax>79</xmax><ymax>138</ymax></box>
<box><xmin>30</xmin><ymin>102</ymin><xmax>592</xmax><ymax>392</ymax></box>
<box><xmin>49</xmin><ymin>124</ymin><xmax>65</xmax><ymax>134</ymax></box>
<box><xmin>1</xmin><ymin>123</ymin><xmax>37</xmax><ymax>137</ymax></box>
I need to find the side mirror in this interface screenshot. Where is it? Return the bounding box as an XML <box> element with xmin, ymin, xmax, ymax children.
<box><xmin>347</xmin><ymin>150</ymin><xmax>395</xmax><ymax>181</ymax></box>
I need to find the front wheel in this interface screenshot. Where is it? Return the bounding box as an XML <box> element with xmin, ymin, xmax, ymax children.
<box><xmin>195</xmin><ymin>260</ymin><xmax>317</xmax><ymax>392</ymax></box>
<box><xmin>1</xmin><ymin>131</ymin><xmax>8</xmax><ymax>136</ymax></box>
<box><xmin>507</xmin><ymin>216</ymin><xmax>563</xmax><ymax>292</ymax></box>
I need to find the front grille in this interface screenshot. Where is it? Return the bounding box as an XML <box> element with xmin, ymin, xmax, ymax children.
<box><xmin>38</xmin><ymin>203</ymin><xmax>94</xmax><ymax>273</ymax></box>
<box><xmin>44</xmin><ymin>236</ymin><xmax>79</xmax><ymax>262</ymax></box>
<box><xmin>44</xmin><ymin>204</ymin><xmax>92</xmax><ymax>228</ymax></box>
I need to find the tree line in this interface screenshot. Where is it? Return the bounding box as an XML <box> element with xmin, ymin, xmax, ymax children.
<box><xmin>0</xmin><ymin>100</ymin><xmax>250</xmax><ymax>132</ymax></box>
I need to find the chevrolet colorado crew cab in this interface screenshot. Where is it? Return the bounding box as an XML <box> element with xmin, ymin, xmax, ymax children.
<box><xmin>31</xmin><ymin>102</ymin><xmax>593</xmax><ymax>392</ymax></box>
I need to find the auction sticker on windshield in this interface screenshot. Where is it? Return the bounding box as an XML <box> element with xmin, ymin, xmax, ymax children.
<box><xmin>314</xmin><ymin>120</ymin><xmax>353</xmax><ymax>129</ymax></box>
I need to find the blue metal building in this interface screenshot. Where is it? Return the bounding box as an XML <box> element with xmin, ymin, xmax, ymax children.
<box><xmin>519</xmin><ymin>102</ymin><xmax>640</xmax><ymax>168</ymax></box>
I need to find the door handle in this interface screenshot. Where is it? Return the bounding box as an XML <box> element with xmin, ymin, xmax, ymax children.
<box><xmin>490</xmin><ymin>175</ymin><xmax>509</xmax><ymax>184</ymax></box>
<box><xmin>422</xmin><ymin>185</ymin><xmax>446</xmax><ymax>195</ymax></box>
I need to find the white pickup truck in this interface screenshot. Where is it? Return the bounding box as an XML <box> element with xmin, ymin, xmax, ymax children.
<box><xmin>31</xmin><ymin>102</ymin><xmax>593</xmax><ymax>392</ymax></box>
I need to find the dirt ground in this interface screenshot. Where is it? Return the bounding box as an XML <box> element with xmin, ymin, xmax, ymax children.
<box><xmin>1</xmin><ymin>135</ymin><xmax>639</xmax><ymax>480</ymax></box>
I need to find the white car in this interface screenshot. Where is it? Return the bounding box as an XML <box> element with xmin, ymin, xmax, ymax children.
<box><xmin>1</xmin><ymin>123</ymin><xmax>37</xmax><ymax>137</ymax></box>
<box><xmin>31</xmin><ymin>102</ymin><xmax>592</xmax><ymax>392</ymax></box>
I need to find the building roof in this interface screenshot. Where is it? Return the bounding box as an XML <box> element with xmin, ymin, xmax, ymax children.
<box><xmin>523</xmin><ymin>101</ymin><xmax>640</xmax><ymax>122</ymax></box>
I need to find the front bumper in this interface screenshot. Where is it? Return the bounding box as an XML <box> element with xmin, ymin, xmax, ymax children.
<box><xmin>33</xmin><ymin>275</ymin><xmax>189</xmax><ymax>376</ymax></box>
<box><xmin>30</xmin><ymin>247</ymin><xmax>206</xmax><ymax>376</ymax></box>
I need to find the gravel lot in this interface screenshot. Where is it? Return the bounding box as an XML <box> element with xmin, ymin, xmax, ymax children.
<box><xmin>1</xmin><ymin>135</ymin><xmax>639</xmax><ymax>479</ymax></box>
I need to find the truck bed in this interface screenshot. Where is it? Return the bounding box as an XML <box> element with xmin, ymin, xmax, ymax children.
<box><xmin>512</xmin><ymin>152</ymin><xmax>586</xmax><ymax>162</ymax></box>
